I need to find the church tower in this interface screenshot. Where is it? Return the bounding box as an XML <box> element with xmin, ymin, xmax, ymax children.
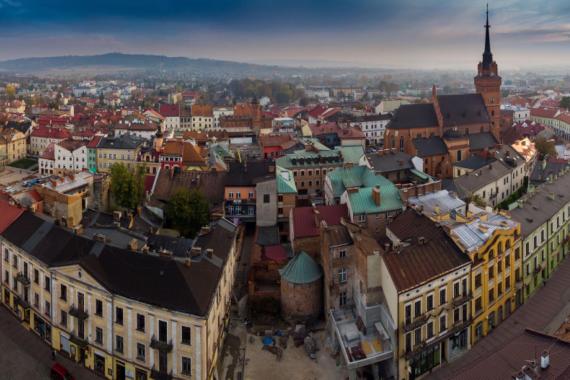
<box><xmin>474</xmin><ymin>5</ymin><xmax>502</xmax><ymax>142</ymax></box>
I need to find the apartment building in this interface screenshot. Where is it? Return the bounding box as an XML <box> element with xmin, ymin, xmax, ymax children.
<box><xmin>54</xmin><ymin>139</ymin><xmax>89</xmax><ymax>174</ymax></box>
<box><xmin>276</xmin><ymin>142</ymin><xmax>344</xmax><ymax>202</ymax></box>
<box><xmin>322</xmin><ymin>220</ymin><xmax>396</xmax><ymax>380</ymax></box>
<box><xmin>348</xmin><ymin>114</ymin><xmax>392</xmax><ymax>145</ymax></box>
<box><xmin>96</xmin><ymin>133</ymin><xmax>145</xmax><ymax>173</ymax></box>
<box><xmin>0</xmin><ymin>211</ymin><xmax>239</xmax><ymax>380</ymax></box>
<box><xmin>510</xmin><ymin>169</ymin><xmax>570</xmax><ymax>302</ymax></box>
<box><xmin>0</xmin><ymin>127</ymin><xmax>27</xmax><ymax>164</ymax></box>
<box><xmin>447</xmin><ymin>209</ymin><xmax>521</xmax><ymax>345</ymax></box>
<box><xmin>381</xmin><ymin>210</ymin><xmax>472</xmax><ymax>379</ymax></box>
<box><xmin>30</xmin><ymin>126</ymin><xmax>71</xmax><ymax>156</ymax></box>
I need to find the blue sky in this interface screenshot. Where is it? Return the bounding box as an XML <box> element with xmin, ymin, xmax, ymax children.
<box><xmin>1</xmin><ymin>0</ymin><xmax>569</xmax><ymax>69</ymax></box>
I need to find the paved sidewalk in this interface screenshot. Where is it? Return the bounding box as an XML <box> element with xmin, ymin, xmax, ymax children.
<box><xmin>0</xmin><ymin>306</ymin><xmax>100</xmax><ymax>380</ymax></box>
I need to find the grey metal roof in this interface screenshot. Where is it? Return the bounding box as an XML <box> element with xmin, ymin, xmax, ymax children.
<box><xmin>413</xmin><ymin>136</ymin><xmax>448</xmax><ymax>157</ymax></box>
<box><xmin>468</xmin><ymin>132</ymin><xmax>497</xmax><ymax>150</ymax></box>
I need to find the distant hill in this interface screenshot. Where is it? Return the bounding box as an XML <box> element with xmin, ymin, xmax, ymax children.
<box><xmin>0</xmin><ymin>52</ymin><xmax>390</xmax><ymax>78</ymax></box>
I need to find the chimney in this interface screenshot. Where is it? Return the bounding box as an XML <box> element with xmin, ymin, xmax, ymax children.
<box><xmin>313</xmin><ymin>209</ymin><xmax>321</xmax><ymax>227</ymax></box>
<box><xmin>372</xmin><ymin>186</ymin><xmax>381</xmax><ymax>206</ymax></box>
<box><xmin>384</xmin><ymin>242</ymin><xmax>391</xmax><ymax>251</ymax></box>
<box><xmin>540</xmin><ymin>351</ymin><xmax>550</xmax><ymax>369</ymax></box>
<box><xmin>206</xmin><ymin>248</ymin><xmax>213</xmax><ymax>258</ymax></box>
<box><xmin>432</xmin><ymin>84</ymin><xmax>437</xmax><ymax>99</ymax></box>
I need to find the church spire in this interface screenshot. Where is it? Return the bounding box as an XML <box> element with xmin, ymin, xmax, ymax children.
<box><xmin>482</xmin><ymin>4</ymin><xmax>493</xmax><ymax>69</ymax></box>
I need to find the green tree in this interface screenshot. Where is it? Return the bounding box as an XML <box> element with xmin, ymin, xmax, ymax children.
<box><xmin>110</xmin><ymin>163</ymin><xmax>145</xmax><ymax>210</ymax></box>
<box><xmin>5</xmin><ymin>84</ymin><xmax>16</xmax><ymax>100</ymax></box>
<box><xmin>165</xmin><ymin>189</ymin><xmax>210</xmax><ymax>238</ymax></box>
<box><xmin>560</xmin><ymin>96</ymin><xmax>570</xmax><ymax>110</ymax></box>
<box><xmin>534</xmin><ymin>137</ymin><xmax>557</xmax><ymax>157</ymax></box>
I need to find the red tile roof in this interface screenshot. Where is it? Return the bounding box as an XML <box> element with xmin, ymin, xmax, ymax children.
<box><xmin>0</xmin><ymin>200</ymin><xmax>23</xmax><ymax>233</ymax></box>
<box><xmin>292</xmin><ymin>205</ymin><xmax>348</xmax><ymax>238</ymax></box>
<box><xmin>86</xmin><ymin>135</ymin><xmax>102</xmax><ymax>149</ymax></box>
<box><xmin>31</xmin><ymin>127</ymin><xmax>71</xmax><ymax>139</ymax></box>
<box><xmin>263</xmin><ymin>245</ymin><xmax>288</xmax><ymax>263</ymax></box>
<box><xmin>530</xmin><ymin>107</ymin><xmax>558</xmax><ymax>119</ymax></box>
<box><xmin>159</xmin><ymin>104</ymin><xmax>180</xmax><ymax>118</ymax></box>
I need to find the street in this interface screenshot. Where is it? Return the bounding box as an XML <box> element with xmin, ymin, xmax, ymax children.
<box><xmin>0</xmin><ymin>306</ymin><xmax>100</xmax><ymax>380</ymax></box>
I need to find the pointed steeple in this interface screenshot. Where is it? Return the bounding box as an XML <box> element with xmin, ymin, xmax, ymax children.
<box><xmin>482</xmin><ymin>4</ymin><xmax>493</xmax><ymax>69</ymax></box>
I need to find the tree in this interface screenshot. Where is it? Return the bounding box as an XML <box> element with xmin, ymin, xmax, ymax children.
<box><xmin>534</xmin><ymin>137</ymin><xmax>556</xmax><ymax>157</ymax></box>
<box><xmin>560</xmin><ymin>96</ymin><xmax>570</xmax><ymax>110</ymax></box>
<box><xmin>165</xmin><ymin>189</ymin><xmax>210</xmax><ymax>238</ymax></box>
<box><xmin>110</xmin><ymin>163</ymin><xmax>145</xmax><ymax>210</ymax></box>
<box><xmin>5</xmin><ymin>84</ymin><xmax>16</xmax><ymax>100</ymax></box>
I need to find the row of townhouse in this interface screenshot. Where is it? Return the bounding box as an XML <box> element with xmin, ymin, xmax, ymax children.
<box><xmin>0</xmin><ymin>207</ymin><xmax>240</xmax><ymax>380</ymax></box>
<box><xmin>510</xmin><ymin>167</ymin><xmax>570</xmax><ymax>301</ymax></box>
<box><xmin>530</xmin><ymin>107</ymin><xmax>570</xmax><ymax>140</ymax></box>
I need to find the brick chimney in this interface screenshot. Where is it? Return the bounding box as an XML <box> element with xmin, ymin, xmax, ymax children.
<box><xmin>372</xmin><ymin>186</ymin><xmax>381</xmax><ymax>206</ymax></box>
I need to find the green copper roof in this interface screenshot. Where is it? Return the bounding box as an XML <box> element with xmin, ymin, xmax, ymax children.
<box><xmin>327</xmin><ymin>165</ymin><xmax>385</xmax><ymax>198</ymax></box>
<box><xmin>279</xmin><ymin>251</ymin><xmax>322</xmax><ymax>284</ymax></box>
<box><xmin>335</xmin><ymin>145</ymin><xmax>365</xmax><ymax>165</ymax></box>
<box><xmin>276</xmin><ymin>166</ymin><xmax>297</xmax><ymax>194</ymax></box>
<box><xmin>347</xmin><ymin>182</ymin><xmax>403</xmax><ymax>215</ymax></box>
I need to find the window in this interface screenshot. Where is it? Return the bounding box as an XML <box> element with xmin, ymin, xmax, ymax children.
<box><xmin>34</xmin><ymin>293</ymin><xmax>39</xmax><ymax>308</ymax></box>
<box><xmin>44</xmin><ymin>276</ymin><xmax>51</xmax><ymax>292</ymax></box>
<box><xmin>60</xmin><ymin>310</ymin><xmax>67</xmax><ymax>328</ymax></box>
<box><xmin>488</xmin><ymin>288</ymin><xmax>495</xmax><ymax>303</ymax></box>
<box><xmin>414</xmin><ymin>299</ymin><xmax>421</xmax><ymax>317</ymax></box>
<box><xmin>45</xmin><ymin>301</ymin><xmax>51</xmax><ymax>317</ymax></box>
<box><xmin>338</xmin><ymin>268</ymin><xmax>347</xmax><ymax>283</ymax></box>
<box><xmin>95</xmin><ymin>327</ymin><xmax>103</xmax><ymax>344</ymax></box>
<box><xmin>3</xmin><ymin>249</ymin><xmax>8</xmax><ymax>262</ymax></box>
<box><xmin>405</xmin><ymin>333</ymin><xmax>412</xmax><ymax>352</ymax></box>
<box><xmin>136</xmin><ymin>314</ymin><xmax>145</xmax><ymax>332</ymax></box>
<box><xmin>427</xmin><ymin>294</ymin><xmax>434</xmax><ymax>311</ymax></box>
<box><xmin>475</xmin><ymin>273</ymin><xmax>482</xmax><ymax>288</ymax></box>
<box><xmin>453</xmin><ymin>282</ymin><xmax>460</xmax><ymax>298</ymax></box>
<box><xmin>339</xmin><ymin>291</ymin><xmax>347</xmax><ymax>307</ymax></box>
<box><xmin>248</xmin><ymin>192</ymin><xmax>254</xmax><ymax>199</ymax></box>
<box><xmin>182</xmin><ymin>326</ymin><xmax>191</xmax><ymax>345</ymax></box>
<box><xmin>263</xmin><ymin>194</ymin><xmax>270</xmax><ymax>203</ymax></box>
<box><xmin>488</xmin><ymin>266</ymin><xmax>494</xmax><ymax>280</ymax></box>
<box><xmin>439</xmin><ymin>288</ymin><xmax>446</xmax><ymax>305</ymax></box>
<box><xmin>95</xmin><ymin>300</ymin><xmax>103</xmax><ymax>317</ymax></box>
<box><xmin>454</xmin><ymin>308</ymin><xmax>460</xmax><ymax>323</ymax></box>
<box><xmin>440</xmin><ymin>315</ymin><xmax>447</xmax><ymax>331</ymax></box>
<box><xmin>339</xmin><ymin>250</ymin><xmax>346</xmax><ymax>259</ymax></box>
<box><xmin>116</xmin><ymin>335</ymin><xmax>124</xmax><ymax>353</ymax></box>
<box><xmin>475</xmin><ymin>297</ymin><xmax>482</xmax><ymax>314</ymax></box>
<box><xmin>182</xmin><ymin>357</ymin><xmax>192</xmax><ymax>375</ymax></box>
<box><xmin>427</xmin><ymin>321</ymin><xmax>434</xmax><ymax>339</ymax></box>
<box><xmin>414</xmin><ymin>328</ymin><xmax>421</xmax><ymax>346</ymax></box>
<box><xmin>116</xmin><ymin>307</ymin><xmax>123</xmax><ymax>325</ymax></box>
<box><xmin>137</xmin><ymin>343</ymin><xmax>145</xmax><ymax>361</ymax></box>
<box><xmin>60</xmin><ymin>284</ymin><xmax>67</xmax><ymax>301</ymax></box>
<box><xmin>405</xmin><ymin>304</ymin><xmax>412</xmax><ymax>324</ymax></box>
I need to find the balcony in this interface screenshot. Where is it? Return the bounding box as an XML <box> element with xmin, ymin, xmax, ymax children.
<box><xmin>70</xmin><ymin>333</ymin><xmax>89</xmax><ymax>348</ymax></box>
<box><xmin>150</xmin><ymin>336</ymin><xmax>173</xmax><ymax>352</ymax></box>
<box><xmin>69</xmin><ymin>305</ymin><xmax>89</xmax><ymax>320</ymax></box>
<box><xmin>15</xmin><ymin>273</ymin><xmax>30</xmax><ymax>287</ymax></box>
<box><xmin>14</xmin><ymin>295</ymin><xmax>30</xmax><ymax>309</ymax></box>
<box><xmin>452</xmin><ymin>293</ymin><xmax>472</xmax><ymax>307</ymax></box>
<box><xmin>330</xmin><ymin>308</ymin><xmax>393</xmax><ymax>370</ymax></box>
<box><xmin>403</xmin><ymin>313</ymin><xmax>429</xmax><ymax>333</ymax></box>
<box><xmin>150</xmin><ymin>367</ymin><xmax>173</xmax><ymax>380</ymax></box>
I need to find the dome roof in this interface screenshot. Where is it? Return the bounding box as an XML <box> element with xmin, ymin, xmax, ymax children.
<box><xmin>279</xmin><ymin>251</ymin><xmax>322</xmax><ymax>284</ymax></box>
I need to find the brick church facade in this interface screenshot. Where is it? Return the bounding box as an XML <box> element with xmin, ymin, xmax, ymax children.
<box><xmin>384</xmin><ymin>8</ymin><xmax>501</xmax><ymax>179</ymax></box>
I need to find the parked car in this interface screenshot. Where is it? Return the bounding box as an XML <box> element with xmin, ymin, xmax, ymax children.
<box><xmin>50</xmin><ymin>363</ymin><xmax>75</xmax><ymax>380</ymax></box>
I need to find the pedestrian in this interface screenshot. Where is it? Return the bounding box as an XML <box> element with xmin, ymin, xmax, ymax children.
<box><xmin>51</xmin><ymin>349</ymin><xmax>56</xmax><ymax>361</ymax></box>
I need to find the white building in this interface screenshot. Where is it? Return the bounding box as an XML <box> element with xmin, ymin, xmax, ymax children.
<box><xmin>502</xmin><ymin>105</ymin><xmax>530</xmax><ymax>123</ymax></box>
<box><xmin>213</xmin><ymin>107</ymin><xmax>234</xmax><ymax>130</ymax></box>
<box><xmin>54</xmin><ymin>139</ymin><xmax>88</xmax><ymax>173</ymax></box>
<box><xmin>349</xmin><ymin>114</ymin><xmax>392</xmax><ymax>145</ymax></box>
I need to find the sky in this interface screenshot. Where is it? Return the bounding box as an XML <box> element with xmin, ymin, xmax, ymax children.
<box><xmin>1</xmin><ymin>0</ymin><xmax>570</xmax><ymax>70</ymax></box>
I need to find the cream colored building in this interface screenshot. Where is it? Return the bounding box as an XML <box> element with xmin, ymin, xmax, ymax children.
<box><xmin>96</xmin><ymin>133</ymin><xmax>145</xmax><ymax>173</ymax></box>
<box><xmin>380</xmin><ymin>210</ymin><xmax>472</xmax><ymax>380</ymax></box>
<box><xmin>0</xmin><ymin>127</ymin><xmax>27</xmax><ymax>164</ymax></box>
<box><xmin>1</xmin><ymin>211</ymin><xmax>239</xmax><ymax>380</ymax></box>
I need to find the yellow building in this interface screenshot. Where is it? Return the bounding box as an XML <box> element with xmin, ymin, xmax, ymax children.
<box><xmin>96</xmin><ymin>132</ymin><xmax>145</xmax><ymax>173</ymax></box>
<box><xmin>447</xmin><ymin>209</ymin><xmax>521</xmax><ymax>345</ymax></box>
<box><xmin>1</xmin><ymin>211</ymin><xmax>240</xmax><ymax>380</ymax></box>
<box><xmin>0</xmin><ymin>127</ymin><xmax>27</xmax><ymax>164</ymax></box>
